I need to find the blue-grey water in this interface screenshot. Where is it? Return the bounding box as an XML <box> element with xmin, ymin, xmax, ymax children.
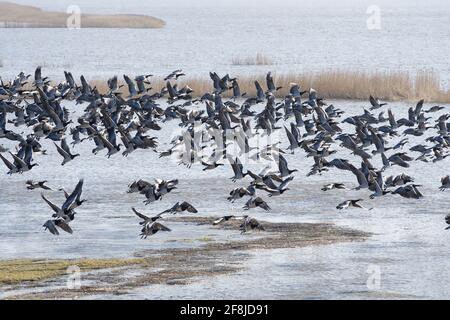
<box><xmin>0</xmin><ymin>100</ymin><xmax>449</xmax><ymax>299</ymax></box>
<box><xmin>1</xmin><ymin>0</ymin><xmax>450</xmax><ymax>86</ymax></box>
<box><xmin>1</xmin><ymin>0</ymin><xmax>450</xmax><ymax>299</ymax></box>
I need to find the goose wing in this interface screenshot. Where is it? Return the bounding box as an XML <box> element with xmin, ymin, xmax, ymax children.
<box><xmin>62</xmin><ymin>179</ymin><xmax>84</xmax><ymax>211</ymax></box>
<box><xmin>54</xmin><ymin>141</ymin><xmax>70</xmax><ymax>159</ymax></box>
<box><xmin>43</xmin><ymin>220</ymin><xmax>59</xmax><ymax>235</ymax></box>
<box><xmin>348</xmin><ymin>164</ymin><xmax>369</xmax><ymax>188</ymax></box>
<box><xmin>55</xmin><ymin>219</ymin><xmax>73</xmax><ymax>234</ymax></box>
<box><xmin>132</xmin><ymin>207</ymin><xmax>150</xmax><ymax>221</ymax></box>
<box><xmin>153</xmin><ymin>222</ymin><xmax>171</xmax><ymax>232</ymax></box>
<box><xmin>60</xmin><ymin>138</ymin><xmax>72</xmax><ymax>155</ymax></box>
<box><xmin>180</xmin><ymin>201</ymin><xmax>198</xmax><ymax>213</ymax></box>
<box><xmin>41</xmin><ymin>193</ymin><xmax>61</xmax><ymax>214</ymax></box>
<box><xmin>0</xmin><ymin>153</ymin><xmax>16</xmax><ymax>171</ymax></box>
<box><xmin>284</xmin><ymin>126</ymin><xmax>298</xmax><ymax>149</ymax></box>
<box><xmin>9</xmin><ymin>152</ymin><xmax>27</xmax><ymax>169</ymax></box>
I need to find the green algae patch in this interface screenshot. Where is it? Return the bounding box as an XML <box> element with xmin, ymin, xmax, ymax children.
<box><xmin>0</xmin><ymin>258</ymin><xmax>147</xmax><ymax>285</ymax></box>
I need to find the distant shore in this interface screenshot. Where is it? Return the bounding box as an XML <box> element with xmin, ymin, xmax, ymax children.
<box><xmin>0</xmin><ymin>1</ymin><xmax>165</xmax><ymax>29</ymax></box>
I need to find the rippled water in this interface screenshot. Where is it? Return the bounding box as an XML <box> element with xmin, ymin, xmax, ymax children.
<box><xmin>1</xmin><ymin>0</ymin><xmax>450</xmax><ymax>86</ymax></box>
<box><xmin>0</xmin><ymin>99</ymin><xmax>449</xmax><ymax>299</ymax></box>
<box><xmin>1</xmin><ymin>0</ymin><xmax>450</xmax><ymax>299</ymax></box>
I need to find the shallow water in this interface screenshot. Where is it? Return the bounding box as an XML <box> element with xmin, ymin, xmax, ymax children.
<box><xmin>0</xmin><ymin>99</ymin><xmax>449</xmax><ymax>299</ymax></box>
<box><xmin>1</xmin><ymin>0</ymin><xmax>450</xmax><ymax>86</ymax></box>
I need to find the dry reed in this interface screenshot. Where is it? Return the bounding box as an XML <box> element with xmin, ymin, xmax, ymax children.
<box><xmin>88</xmin><ymin>70</ymin><xmax>450</xmax><ymax>103</ymax></box>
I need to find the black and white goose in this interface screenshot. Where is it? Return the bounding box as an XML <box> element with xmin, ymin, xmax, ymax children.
<box><xmin>132</xmin><ymin>207</ymin><xmax>163</xmax><ymax>226</ymax></box>
<box><xmin>243</xmin><ymin>197</ymin><xmax>271</xmax><ymax>212</ymax></box>
<box><xmin>54</xmin><ymin>138</ymin><xmax>79</xmax><ymax>165</ymax></box>
<box><xmin>336</xmin><ymin>199</ymin><xmax>370</xmax><ymax>210</ymax></box>
<box><xmin>229</xmin><ymin>157</ymin><xmax>248</xmax><ymax>182</ymax></box>
<box><xmin>240</xmin><ymin>216</ymin><xmax>265</xmax><ymax>234</ymax></box>
<box><xmin>161</xmin><ymin>201</ymin><xmax>198</xmax><ymax>214</ymax></box>
<box><xmin>440</xmin><ymin>176</ymin><xmax>450</xmax><ymax>191</ymax></box>
<box><xmin>213</xmin><ymin>215</ymin><xmax>246</xmax><ymax>225</ymax></box>
<box><xmin>26</xmin><ymin>180</ymin><xmax>51</xmax><ymax>190</ymax></box>
<box><xmin>227</xmin><ymin>185</ymin><xmax>255</xmax><ymax>202</ymax></box>
<box><xmin>321</xmin><ymin>183</ymin><xmax>346</xmax><ymax>191</ymax></box>
<box><xmin>41</xmin><ymin>179</ymin><xmax>84</xmax><ymax>235</ymax></box>
<box><xmin>140</xmin><ymin>222</ymin><xmax>171</xmax><ymax>238</ymax></box>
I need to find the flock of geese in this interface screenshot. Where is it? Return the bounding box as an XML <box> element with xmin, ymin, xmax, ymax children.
<box><xmin>1</xmin><ymin>67</ymin><xmax>450</xmax><ymax>238</ymax></box>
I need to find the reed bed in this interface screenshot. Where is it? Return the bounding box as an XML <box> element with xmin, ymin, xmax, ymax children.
<box><xmin>89</xmin><ymin>70</ymin><xmax>450</xmax><ymax>103</ymax></box>
<box><xmin>231</xmin><ymin>53</ymin><xmax>274</xmax><ymax>66</ymax></box>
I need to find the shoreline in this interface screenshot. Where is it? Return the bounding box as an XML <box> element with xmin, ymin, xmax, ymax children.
<box><xmin>1</xmin><ymin>217</ymin><xmax>369</xmax><ymax>300</ymax></box>
<box><xmin>0</xmin><ymin>2</ymin><xmax>165</xmax><ymax>29</ymax></box>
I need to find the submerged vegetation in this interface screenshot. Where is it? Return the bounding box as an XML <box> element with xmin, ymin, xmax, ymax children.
<box><xmin>89</xmin><ymin>70</ymin><xmax>450</xmax><ymax>103</ymax></box>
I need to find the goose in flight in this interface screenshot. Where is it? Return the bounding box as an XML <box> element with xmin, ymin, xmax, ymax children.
<box><xmin>243</xmin><ymin>197</ymin><xmax>271</xmax><ymax>211</ymax></box>
<box><xmin>425</xmin><ymin>105</ymin><xmax>444</xmax><ymax>113</ymax></box>
<box><xmin>277</xmin><ymin>154</ymin><xmax>298</xmax><ymax>177</ymax></box>
<box><xmin>284</xmin><ymin>125</ymin><xmax>300</xmax><ymax>153</ymax></box>
<box><xmin>43</xmin><ymin>218</ymin><xmax>73</xmax><ymax>236</ymax></box>
<box><xmin>229</xmin><ymin>157</ymin><xmax>248</xmax><ymax>182</ymax></box>
<box><xmin>0</xmin><ymin>150</ymin><xmax>38</xmax><ymax>174</ymax></box>
<box><xmin>266</xmin><ymin>72</ymin><xmax>282</xmax><ymax>92</ymax></box>
<box><xmin>41</xmin><ymin>179</ymin><xmax>84</xmax><ymax>234</ymax></box>
<box><xmin>140</xmin><ymin>222</ymin><xmax>171</xmax><ymax>238</ymax></box>
<box><xmin>123</xmin><ymin>74</ymin><xmax>137</xmax><ymax>97</ymax></box>
<box><xmin>201</xmin><ymin>161</ymin><xmax>224</xmax><ymax>171</ymax></box>
<box><xmin>336</xmin><ymin>199</ymin><xmax>371</xmax><ymax>210</ymax></box>
<box><xmin>227</xmin><ymin>185</ymin><xmax>255</xmax><ymax>202</ymax></box>
<box><xmin>369</xmin><ymin>95</ymin><xmax>387</xmax><ymax>110</ymax></box>
<box><xmin>213</xmin><ymin>215</ymin><xmax>246</xmax><ymax>225</ymax></box>
<box><xmin>54</xmin><ymin>138</ymin><xmax>80</xmax><ymax>165</ymax></box>
<box><xmin>240</xmin><ymin>216</ymin><xmax>265</xmax><ymax>234</ymax></box>
<box><xmin>0</xmin><ymin>152</ymin><xmax>20</xmax><ymax>174</ymax></box>
<box><xmin>439</xmin><ymin>176</ymin><xmax>450</xmax><ymax>191</ymax></box>
<box><xmin>258</xmin><ymin>176</ymin><xmax>293</xmax><ymax>197</ymax></box>
<box><xmin>161</xmin><ymin>201</ymin><xmax>198</xmax><ymax>214</ymax></box>
<box><xmin>132</xmin><ymin>207</ymin><xmax>163</xmax><ymax>226</ymax></box>
<box><xmin>26</xmin><ymin>180</ymin><xmax>51</xmax><ymax>190</ymax></box>
<box><xmin>164</xmin><ymin>70</ymin><xmax>185</xmax><ymax>81</ymax></box>
<box><xmin>321</xmin><ymin>183</ymin><xmax>346</xmax><ymax>191</ymax></box>
<box><xmin>392</xmin><ymin>184</ymin><xmax>423</xmax><ymax>199</ymax></box>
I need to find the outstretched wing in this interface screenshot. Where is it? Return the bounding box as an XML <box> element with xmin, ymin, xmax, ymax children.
<box><xmin>132</xmin><ymin>207</ymin><xmax>149</xmax><ymax>221</ymax></box>
<box><xmin>62</xmin><ymin>179</ymin><xmax>84</xmax><ymax>211</ymax></box>
<box><xmin>181</xmin><ymin>201</ymin><xmax>198</xmax><ymax>213</ymax></box>
<box><xmin>41</xmin><ymin>193</ymin><xmax>61</xmax><ymax>213</ymax></box>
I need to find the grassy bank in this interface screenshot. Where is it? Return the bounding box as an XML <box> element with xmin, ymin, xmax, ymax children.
<box><xmin>0</xmin><ymin>1</ymin><xmax>165</xmax><ymax>28</ymax></box>
<box><xmin>0</xmin><ymin>258</ymin><xmax>147</xmax><ymax>285</ymax></box>
<box><xmin>89</xmin><ymin>70</ymin><xmax>450</xmax><ymax>103</ymax></box>
<box><xmin>1</xmin><ymin>217</ymin><xmax>369</xmax><ymax>299</ymax></box>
